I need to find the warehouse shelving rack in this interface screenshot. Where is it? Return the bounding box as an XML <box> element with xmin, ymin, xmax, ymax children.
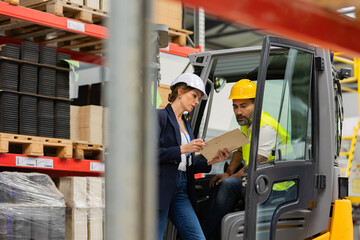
<box><xmin>0</xmin><ymin>1</ymin><xmax>108</xmax><ymax>176</ymax></box>
<box><xmin>0</xmin><ymin>1</ymin><xmax>201</xmax><ymax>177</ymax></box>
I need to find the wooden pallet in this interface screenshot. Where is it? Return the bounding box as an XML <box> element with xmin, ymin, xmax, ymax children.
<box><xmin>168</xmin><ymin>27</ymin><xmax>193</xmax><ymax>46</ymax></box>
<box><xmin>73</xmin><ymin>141</ymin><xmax>104</xmax><ymax>161</ymax></box>
<box><xmin>2</xmin><ymin>0</ymin><xmax>19</xmax><ymax>5</ymax></box>
<box><xmin>20</xmin><ymin>0</ymin><xmax>107</xmax><ymax>24</ymax></box>
<box><xmin>0</xmin><ymin>18</ymin><xmax>105</xmax><ymax>53</ymax></box>
<box><xmin>0</xmin><ymin>133</ymin><xmax>73</xmax><ymax>158</ymax></box>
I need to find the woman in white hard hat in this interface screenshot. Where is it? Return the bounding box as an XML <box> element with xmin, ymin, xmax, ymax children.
<box><xmin>157</xmin><ymin>73</ymin><xmax>229</xmax><ymax>240</ymax></box>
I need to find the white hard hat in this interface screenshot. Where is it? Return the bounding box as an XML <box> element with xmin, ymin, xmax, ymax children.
<box><xmin>170</xmin><ymin>73</ymin><xmax>208</xmax><ymax>100</ymax></box>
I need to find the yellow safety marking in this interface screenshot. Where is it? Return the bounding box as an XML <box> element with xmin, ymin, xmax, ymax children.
<box><xmin>312</xmin><ymin>232</ymin><xmax>330</xmax><ymax>240</ymax></box>
<box><xmin>329</xmin><ymin>200</ymin><xmax>353</xmax><ymax>240</ymax></box>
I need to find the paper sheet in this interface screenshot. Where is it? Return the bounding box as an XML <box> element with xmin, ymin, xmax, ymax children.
<box><xmin>200</xmin><ymin>128</ymin><xmax>249</xmax><ymax>161</ymax></box>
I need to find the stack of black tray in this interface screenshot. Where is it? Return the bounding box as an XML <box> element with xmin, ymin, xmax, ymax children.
<box><xmin>56</xmin><ymin>53</ymin><xmax>70</xmax><ymax>99</ymax></box>
<box><xmin>20</xmin><ymin>42</ymin><xmax>39</xmax><ymax>94</ymax></box>
<box><xmin>19</xmin><ymin>95</ymin><xmax>37</xmax><ymax>136</ymax></box>
<box><xmin>0</xmin><ymin>44</ymin><xmax>20</xmax><ymax>91</ymax></box>
<box><xmin>0</xmin><ymin>92</ymin><xmax>19</xmax><ymax>133</ymax></box>
<box><xmin>38</xmin><ymin>98</ymin><xmax>54</xmax><ymax>138</ymax></box>
<box><xmin>55</xmin><ymin>100</ymin><xmax>70</xmax><ymax>139</ymax></box>
<box><xmin>39</xmin><ymin>46</ymin><xmax>56</xmax><ymax>97</ymax></box>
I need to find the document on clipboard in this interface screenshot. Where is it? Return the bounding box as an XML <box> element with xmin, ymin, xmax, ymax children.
<box><xmin>199</xmin><ymin>128</ymin><xmax>249</xmax><ymax>161</ymax></box>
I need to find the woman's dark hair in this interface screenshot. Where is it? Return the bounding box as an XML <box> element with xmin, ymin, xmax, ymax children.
<box><xmin>168</xmin><ymin>83</ymin><xmax>193</xmax><ymax>103</ymax></box>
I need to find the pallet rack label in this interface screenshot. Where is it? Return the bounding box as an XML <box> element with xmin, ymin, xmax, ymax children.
<box><xmin>90</xmin><ymin>162</ymin><xmax>104</xmax><ymax>172</ymax></box>
<box><xmin>16</xmin><ymin>156</ymin><xmax>54</xmax><ymax>169</ymax></box>
<box><xmin>67</xmin><ymin>20</ymin><xmax>85</xmax><ymax>32</ymax></box>
<box><xmin>36</xmin><ymin>158</ymin><xmax>54</xmax><ymax>168</ymax></box>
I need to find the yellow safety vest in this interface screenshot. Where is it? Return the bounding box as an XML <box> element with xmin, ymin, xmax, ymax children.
<box><xmin>241</xmin><ymin>111</ymin><xmax>295</xmax><ymax>191</ymax></box>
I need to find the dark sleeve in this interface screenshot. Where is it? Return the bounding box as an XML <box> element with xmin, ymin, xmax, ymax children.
<box><xmin>158</xmin><ymin>146</ymin><xmax>181</xmax><ymax>164</ymax></box>
<box><xmin>157</xmin><ymin>110</ymin><xmax>181</xmax><ymax>165</ymax></box>
<box><xmin>192</xmin><ymin>154</ymin><xmax>211</xmax><ymax>173</ymax></box>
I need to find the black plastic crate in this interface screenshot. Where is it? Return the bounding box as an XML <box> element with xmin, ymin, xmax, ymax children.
<box><xmin>21</xmin><ymin>41</ymin><xmax>39</xmax><ymax>63</ymax></box>
<box><xmin>39</xmin><ymin>67</ymin><xmax>56</xmax><ymax>97</ymax></box>
<box><xmin>39</xmin><ymin>46</ymin><xmax>56</xmax><ymax>66</ymax></box>
<box><xmin>19</xmin><ymin>95</ymin><xmax>37</xmax><ymax>136</ymax></box>
<box><xmin>20</xmin><ymin>63</ymin><xmax>38</xmax><ymax>94</ymax></box>
<box><xmin>38</xmin><ymin>98</ymin><xmax>54</xmax><ymax>137</ymax></box>
<box><xmin>0</xmin><ymin>92</ymin><xmax>19</xmax><ymax>134</ymax></box>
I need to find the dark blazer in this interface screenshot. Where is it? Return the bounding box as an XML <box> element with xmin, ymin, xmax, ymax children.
<box><xmin>157</xmin><ymin>104</ymin><xmax>211</xmax><ymax>211</ymax></box>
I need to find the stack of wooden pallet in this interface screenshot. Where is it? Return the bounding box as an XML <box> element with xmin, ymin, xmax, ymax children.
<box><xmin>1</xmin><ymin>0</ymin><xmax>19</xmax><ymax>5</ymax></box>
<box><xmin>19</xmin><ymin>0</ymin><xmax>108</xmax><ymax>24</ymax></box>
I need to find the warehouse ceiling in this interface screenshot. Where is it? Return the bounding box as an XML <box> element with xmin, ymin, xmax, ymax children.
<box><xmin>182</xmin><ymin>7</ymin><xmax>357</xmax><ymax>91</ymax></box>
<box><xmin>183</xmin><ymin>8</ymin><xmax>266</xmax><ymax>50</ymax></box>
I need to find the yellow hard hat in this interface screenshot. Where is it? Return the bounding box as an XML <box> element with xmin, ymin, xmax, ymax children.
<box><xmin>228</xmin><ymin>79</ymin><xmax>256</xmax><ymax>99</ymax></box>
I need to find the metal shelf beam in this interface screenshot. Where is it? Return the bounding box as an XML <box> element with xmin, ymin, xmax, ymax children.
<box><xmin>0</xmin><ymin>153</ymin><xmax>104</xmax><ymax>177</ymax></box>
<box><xmin>181</xmin><ymin>0</ymin><xmax>360</xmax><ymax>57</ymax></box>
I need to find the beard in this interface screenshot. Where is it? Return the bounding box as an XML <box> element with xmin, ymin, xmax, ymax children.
<box><xmin>236</xmin><ymin>113</ymin><xmax>253</xmax><ymax>126</ymax></box>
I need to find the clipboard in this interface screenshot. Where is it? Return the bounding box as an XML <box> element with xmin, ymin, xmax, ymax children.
<box><xmin>199</xmin><ymin>128</ymin><xmax>249</xmax><ymax>161</ymax></box>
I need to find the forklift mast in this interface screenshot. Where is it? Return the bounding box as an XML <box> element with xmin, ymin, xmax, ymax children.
<box><xmin>186</xmin><ymin>36</ymin><xmax>352</xmax><ymax>240</ymax></box>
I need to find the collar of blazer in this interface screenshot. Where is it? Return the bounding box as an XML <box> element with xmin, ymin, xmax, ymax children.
<box><xmin>165</xmin><ymin>104</ymin><xmax>183</xmax><ymax>146</ymax></box>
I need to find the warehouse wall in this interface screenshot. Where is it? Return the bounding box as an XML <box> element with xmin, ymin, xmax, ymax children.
<box><xmin>342</xmin><ymin>92</ymin><xmax>359</xmax><ymax>137</ymax></box>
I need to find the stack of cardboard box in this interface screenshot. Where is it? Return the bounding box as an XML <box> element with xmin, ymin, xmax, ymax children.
<box><xmin>153</xmin><ymin>0</ymin><xmax>183</xmax><ymax>29</ymax></box>
<box><xmin>57</xmin><ymin>177</ymin><xmax>105</xmax><ymax>240</ymax></box>
<box><xmin>79</xmin><ymin>105</ymin><xmax>103</xmax><ymax>144</ymax></box>
<box><xmin>71</xmin><ymin>105</ymin><xmax>103</xmax><ymax>144</ymax></box>
<box><xmin>70</xmin><ymin>105</ymin><xmax>81</xmax><ymax>141</ymax></box>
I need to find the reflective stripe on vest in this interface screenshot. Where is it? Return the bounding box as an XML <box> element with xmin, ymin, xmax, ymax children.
<box><xmin>241</xmin><ymin>111</ymin><xmax>295</xmax><ymax>191</ymax></box>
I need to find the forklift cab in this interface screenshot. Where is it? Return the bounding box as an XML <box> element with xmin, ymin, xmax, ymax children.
<box><xmin>186</xmin><ymin>36</ymin><xmax>349</xmax><ymax>240</ymax></box>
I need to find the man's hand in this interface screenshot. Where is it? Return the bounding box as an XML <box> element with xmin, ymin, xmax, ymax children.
<box><xmin>207</xmin><ymin>148</ymin><xmax>230</xmax><ymax>165</ymax></box>
<box><xmin>209</xmin><ymin>173</ymin><xmax>229</xmax><ymax>187</ymax></box>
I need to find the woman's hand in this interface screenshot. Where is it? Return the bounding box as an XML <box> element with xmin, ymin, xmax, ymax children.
<box><xmin>207</xmin><ymin>148</ymin><xmax>230</xmax><ymax>165</ymax></box>
<box><xmin>180</xmin><ymin>139</ymin><xmax>207</xmax><ymax>154</ymax></box>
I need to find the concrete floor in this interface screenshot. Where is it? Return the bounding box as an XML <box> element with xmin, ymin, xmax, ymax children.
<box><xmin>355</xmin><ymin>223</ymin><xmax>360</xmax><ymax>240</ymax></box>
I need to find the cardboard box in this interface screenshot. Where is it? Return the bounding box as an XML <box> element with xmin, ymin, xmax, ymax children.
<box><xmin>103</xmin><ymin>107</ymin><xmax>108</xmax><ymax>146</ymax></box>
<box><xmin>66</xmin><ymin>208</ymin><xmax>88</xmax><ymax>240</ymax></box>
<box><xmin>58</xmin><ymin>177</ymin><xmax>87</xmax><ymax>208</ymax></box>
<box><xmin>100</xmin><ymin>0</ymin><xmax>109</xmax><ymax>12</ymax></box>
<box><xmin>69</xmin><ymin>0</ymin><xmax>84</xmax><ymax>5</ymax></box>
<box><xmin>71</xmin><ymin>105</ymin><xmax>80</xmax><ymax>141</ymax></box>
<box><xmin>87</xmin><ymin>177</ymin><xmax>103</xmax><ymax>208</ymax></box>
<box><xmin>88</xmin><ymin>208</ymin><xmax>103</xmax><ymax>240</ymax></box>
<box><xmin>79</xmin><ymin>105</ymin><xmax>103</xmax><ymax>144</ymax></box>
<box><xmin>158</xmin><ymin>84</ymin><xmax>171</xmax><ymax>109</ymax></box>
<box><xmin>153</xmin><ymin>0</ymin><xmax>183</xmax><ymax>29</ymax></box>
<box><xmin>85</xmin><ymin>0</ymin><xmax>99</xmax><ymax>9</ymax></box>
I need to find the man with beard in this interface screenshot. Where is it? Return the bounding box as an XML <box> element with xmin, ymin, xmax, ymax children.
<box><xmin>203</xmin><ymin>79</ymin><xmax>293</xmax><ymax>240</ymax></box>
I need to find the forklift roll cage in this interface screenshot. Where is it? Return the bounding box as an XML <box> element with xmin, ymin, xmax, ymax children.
<box><xmin>186</xmin><ymin>36</ymin><xmax>347</xmax><ymax>240</ymax></box>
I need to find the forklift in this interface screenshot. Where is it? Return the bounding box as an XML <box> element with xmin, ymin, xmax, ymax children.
<box><xmin>166</xmin><ymin>36</ymin><xmax>353</xmax><ymax>240</ymax></box>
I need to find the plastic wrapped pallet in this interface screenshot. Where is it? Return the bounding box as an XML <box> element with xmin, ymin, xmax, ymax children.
<box><xmin>57</xmin><ymin>177</ymin><xmax>87</xmax><ymax>208</ymax></box>
<box><xmin>88</xmin><ymin>207</ymin><xmax>103</xmax><ymax>240</ymax></box>
<box><xmin>66</xmin><ymin>207</ymin><xmax>88</xmax><ymax>240</ymax></box>
<box><xmin>87</xmin><ymin>177</ymin><xmax>104</xmax><ymax>208</ymax></box>
<box><xmin>0</xmin><ymin>172</ymin><xmax>66</xmax><ymax>239</ymax></box>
